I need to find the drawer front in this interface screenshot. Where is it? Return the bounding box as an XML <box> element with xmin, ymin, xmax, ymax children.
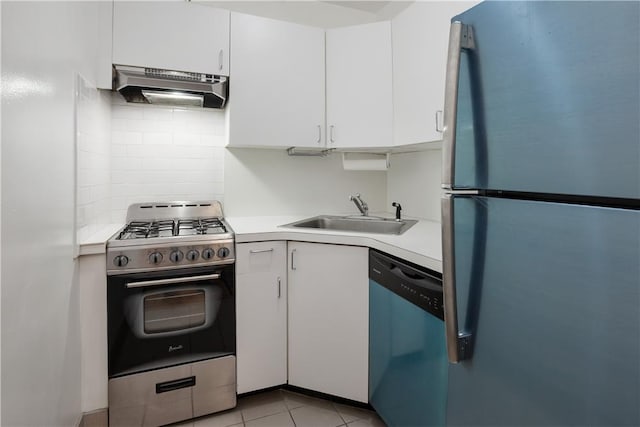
<box><xmin>192</xmin><ymin>355</ymin><xmax>237</xmax><ymax>417</ymax></box>
<box><xmin>109</xmin><ymin>364</ymin><xmax>193</xmax><ymax>427</ymax></box>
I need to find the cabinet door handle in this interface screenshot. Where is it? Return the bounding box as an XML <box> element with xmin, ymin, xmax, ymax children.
<box><xmin>329</xmin><ymin>125</ymin><xmax>335</xmax><ymax>143</ymax></box>
<box><xmin>291</xmin><ymin>249</ymin><xmax>296</xmax><ymax>270</ymax></box>
<box><xmin>277</xmin><ymin>276</ymin><xmax>281</xmax><ymax>298</ymax></box>
<box><xmin>249</xmin><ymin>248</ymin><xmax>274</xmax><ymax>254</ymax></box>
<box><xmin>219</xmin><ymin>49</ymin><xmax>224</xmax><ymax>71</ymax></box>
<box><xmin>317</xmin><ymin>125</ymin><xmax>322</xmax><ymax>144</ymax></box>
<box><xmin>435</xmin><ymin>110</ymin><xmax>444</xmax><ymax>133</ymax></box>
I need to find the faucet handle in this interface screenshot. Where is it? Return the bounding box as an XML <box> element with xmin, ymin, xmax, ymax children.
<box><xmin>392</xmin><ymin>202</ymin><xmax>402</xmax><ymax>221</ymax></box>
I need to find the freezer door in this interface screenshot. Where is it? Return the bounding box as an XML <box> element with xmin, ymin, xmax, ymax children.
<box><xmin>446</xmin><ymin>1</ymin><xmax>639</xmax><ymax>199</ymax></box>
<box><xmin>447</xmin><ymin>195</ymin><xmax>639</xmax><ymax>425</ymax></box>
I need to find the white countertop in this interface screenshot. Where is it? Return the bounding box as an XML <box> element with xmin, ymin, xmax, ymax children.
<box><xmin>78</xmin><ymin>216</ymin><xmax>443</xmax><ymax>273</ymax></box>
<box><xmin>77</xmin><ymin>224</ymin><xmax>123</xmax><ymax>256</ymax></box>
<box><xmin>226</xmin><ymin>215</ymin><xmax>442</xmax><ymax>273</ymax></box>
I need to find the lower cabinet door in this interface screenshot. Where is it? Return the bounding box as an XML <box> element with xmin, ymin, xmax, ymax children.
<box><xmin>236</xmin><ymin>241</ymin><xmax>288</xmax><ymax>393</ymax></box>
<box><xmin>287</xmin><ymin>242</ymin><xmax>369</xmax><ymax>402</ymax></box>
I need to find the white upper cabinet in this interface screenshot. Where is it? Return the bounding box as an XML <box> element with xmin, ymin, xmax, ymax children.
<box><xmin>392</xmin><ymin>1</ymin><xmax>477</xmax><ymax>146</ymax></box>
<box><xmin>326</xmin><ymin>21</ymin><xmax>393</xmax><ymax>149</ymax></box>
<box><xmin>112</xmin><ymin>1</ymin><xmax>230</xmax><ymax>75</ymax></box>
<box><xmin>227</xmin><ymin>13</ymin><xmax>325</xmax><ymax>148</ymax></box>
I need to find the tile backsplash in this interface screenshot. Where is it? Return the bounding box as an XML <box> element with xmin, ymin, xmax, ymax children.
<box><xmin>110</xmin><ymin>94</ymin><xmax>226</xmax><ymax>222</ymax></box>
<box><xmin>76</xmin><ymin>79</ymin><xmax>112</xmax><ymax>243</ymax></box>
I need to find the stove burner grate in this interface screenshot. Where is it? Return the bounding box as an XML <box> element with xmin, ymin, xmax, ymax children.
<box><xmin>116</xmin><ymin>217</ymin><xmax>228</xmax><ymax>240</ymax></box>
<box><xmin>118</xmin><ymin>220</ymin><xmax>175</xmax><ymax>240</ymax></box>
<box><xmin>177</xmin><ymin>218</ymin><xmax>227</xmax><ymax>235</ymax></box>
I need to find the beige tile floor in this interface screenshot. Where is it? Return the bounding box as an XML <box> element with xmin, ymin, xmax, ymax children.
<box><xmin>173</xmin><ymin>389</ymin><xmax>387</xmax><ymax>427</ymax></box>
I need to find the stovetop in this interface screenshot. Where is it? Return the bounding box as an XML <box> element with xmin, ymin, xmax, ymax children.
<box><xmin>107</xmin><ymin>201</ymin><xmax>235</xmax><ymax>275</ymax></box>
<box><xmin>117</xmin><ymin>218</ymin><xmax>228</xmax><ymax>240</ymax></box>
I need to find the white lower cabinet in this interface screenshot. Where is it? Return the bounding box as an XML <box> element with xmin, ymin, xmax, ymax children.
<box><xmin>235</xmin><ymin>241</ymin><xmax>288</xmax><ymax>394</ymax></box>
<box><xmin>287</xmin><ymin>242</ymin><xmax>369</xmax><ymax>403</ymax></box>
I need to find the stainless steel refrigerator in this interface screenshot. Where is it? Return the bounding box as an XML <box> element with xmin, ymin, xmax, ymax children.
<box><xmin>441</xmin><ymin>2</ymin><xmax>639</xmax><ymax>425</ymax></box>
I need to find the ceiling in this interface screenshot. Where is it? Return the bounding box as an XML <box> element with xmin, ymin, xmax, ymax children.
<box><xmin>196</xmin><ymin>0</ymin><xmax>413</xmax><ymax>28</ymax></box>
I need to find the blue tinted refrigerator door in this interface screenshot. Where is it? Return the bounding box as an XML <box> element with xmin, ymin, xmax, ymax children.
<box><xmin>444</xmin><ymin>195</ymin><xmax>639</xmax><ymax>426</ymax></box>
<box><xmin>444</xmin><ymin>1</ymin><xmax>640</xmax><ymax>198</ymax></box>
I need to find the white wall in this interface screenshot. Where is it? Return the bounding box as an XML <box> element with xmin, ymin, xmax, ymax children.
<box><xmin>110</xmin><ymin>94</ymin><xmax>226</xmax><ymax>222</ymax></box>
<box><xmin>1</xmin><ymin>2</ymin><xmax>109</xmax><ymax>425</ymax></box>
<box><xmin>224</xmin><ymin>148</ymin><xmax>388</xmax><ymax>217</ymax></box>
<box><xmin>387</xmin><ymin>149</ymin><xmax>443</xmax><ymax>222</ymax></box>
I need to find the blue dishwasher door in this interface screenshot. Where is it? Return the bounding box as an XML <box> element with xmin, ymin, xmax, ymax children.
<box><xmin>369</xmin><ymin>250</ymin><xmax>448</xmax><ymax>427</ymax></box>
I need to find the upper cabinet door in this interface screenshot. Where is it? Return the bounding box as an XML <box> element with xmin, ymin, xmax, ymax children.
<box><xmin>113</xmin><ymin>1</ymin><xmax>230</xmax><ymax>75</ymax></box>
<box><xmin>227</xmin><ymin>13</ymin><xmax>325</xmax><ymax>148</ymax></box>
<box><xmin>326</xmin><ymin>22</ymin><xmax>393</xmax><ymax>149</ymax></box>
<box><xmin>392</xmin><ymin>2</ymin><xmax>478</xmax><ymax>146</ymax></box>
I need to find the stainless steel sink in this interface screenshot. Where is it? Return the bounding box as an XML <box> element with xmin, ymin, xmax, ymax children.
<box><xmin>281</xmin><ymin>215</ymin><xmax>418</xmax><ymax>235</ymax></box>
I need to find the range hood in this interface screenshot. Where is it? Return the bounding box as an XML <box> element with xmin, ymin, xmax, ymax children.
<box><xmin>113</xmin><ymin>65</ymin><xmax>228</xmax><ymax>108</ymax></box>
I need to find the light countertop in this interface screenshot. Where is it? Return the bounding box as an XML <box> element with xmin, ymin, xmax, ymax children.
<box><xmin>226</xmin><ymin>215</ymin><xmax>442</xmax><ymax>273</ymax></box>
<box><xmin>77</xmin><ymin>224</ymin><xmax>123</xmax><ymax>256</ymax></box>
<box><xmin>78</xmin><ymin>215</ymin><xmax>442</xmax><ymax>273</ymax></box>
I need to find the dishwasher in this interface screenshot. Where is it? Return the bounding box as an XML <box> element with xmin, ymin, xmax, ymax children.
<box><xmin>369</xmin><ymin>249</ymin><xmax>447</xmax><ymax>427</ymax></box>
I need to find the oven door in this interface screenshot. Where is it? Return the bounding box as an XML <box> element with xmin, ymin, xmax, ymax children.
<box><xmin>108</xmin><ymin>265</ymin><xmax>235</xmax><ymax>378</ymax></box>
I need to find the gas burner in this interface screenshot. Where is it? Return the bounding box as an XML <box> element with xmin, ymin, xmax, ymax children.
<box><xmin>117</xmin><ymin>220</ymin><xmax>175</xmax><ymax>240</ymax></box>
<box><xmin>177</xmin><ymin>218</ymin><xmax>227</xmax><ymax>236</ymax></box>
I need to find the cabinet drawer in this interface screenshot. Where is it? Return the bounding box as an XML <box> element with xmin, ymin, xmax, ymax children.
<box><xmin>108</xmin><ymin>364</ymin><xmax>192</xmax><ymax>427</ymax></box>
<box><xmin>192</xmin><ymin>356</ymin><xmax>237</xmax><ymax>417</ymax></box>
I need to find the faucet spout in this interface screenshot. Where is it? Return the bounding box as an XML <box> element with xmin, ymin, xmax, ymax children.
<box><xmin>349</xmin><ymin>193</ymin><xmax>369</xmax><ymax>216</ymax></box>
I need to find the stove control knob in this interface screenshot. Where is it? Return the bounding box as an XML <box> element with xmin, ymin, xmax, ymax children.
<box><xmin>202</xmin><ymin>248</ymin><xmax>215</xmax><ymax>260</ymax></box>
<box><xmin>170</xmin><ymin>250</ymin><xmax>184</xmax><ymax>263</ymax></box>
<box><xmin>186</xmin><ymin>250</ymin><xmax>200</xmax><ymax>261</ymax></box>
<box><xmin>114</xmin><ymin>255</ymin><xmax>129</xmax><ymax>267</ymax></box>
<box><xmin>218</xmin><ymin>247</ymin><xmax>230</xmax><ymax>258</ymax></box>
<box><xmin>149</xmin><ymin>252</ymin><xmax>163</xmax><ymax>264</ymax></box>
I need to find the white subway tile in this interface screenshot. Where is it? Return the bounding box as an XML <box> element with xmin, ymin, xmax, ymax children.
<box><xmin>112</xmin><ymin>157</ymin><xmax>143</xmax><ymax>170</ymax></box>
<box><xmin>112</xmin><ymin>131</ymin><xmax>143</xmax><ymax>145</ymax></box>
<box><xmin>113</xmin><ymin>104</ymin><xmax>143</xmax><ymax>119</ymax></box>
<box><xmin>111</xmin><ymin>118</ymin><xmax>128</xmax><ymax>131</ymax></box>
<box><xmin>173</xmin><ymin>133</ymin><xmax>201</xmax><ymax>146</ymax></box>
<box><xmin>127</xmin><ymin>119</ymin><xmax>154</xmax><ymax>133</ymax></box>
<box><xmin>111</xmin><ymin>144</ymin><xmax>128</xmax><ymax>157</ymax></box>
<box><xmin>200</xmin><ymin>133</ymin><xmax>226</xmax><ymax>147</ymax></box>
<box><xmin>143</xmin><ymin>106</ymin><xmax>174</xmax><ymax>121</ymax></box>
<box><xmin>143</xmin><ymin>132</ymin><xmax>172</xmax><ymax>145</ymax></box>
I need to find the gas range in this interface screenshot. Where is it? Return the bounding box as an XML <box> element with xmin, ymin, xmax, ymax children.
<box><xmin>107</xmin><ymin>201</ymin><xmax>235</xmax><ymax>275</ymax></box>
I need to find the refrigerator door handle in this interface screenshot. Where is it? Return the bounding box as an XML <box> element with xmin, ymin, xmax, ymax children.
<box><xmin>442</xmin><ymin>22</ymin><xmax>475</xmax><ymax>190</ymax></box>
<box><xmin>442</xmin><ymin>194</ymin><xmax>473</xmax><ymax>363</ymax></box>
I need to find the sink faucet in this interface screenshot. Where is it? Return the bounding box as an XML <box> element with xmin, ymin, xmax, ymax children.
<box><xmin>392</xmin><ymin>202</ymin><xmax>402</xmax><ymax>221</ymax></box>
<box><xmin>349</xmin><ymin>193</ymin><xmax>369</xmax><ymax>216</ymax></box>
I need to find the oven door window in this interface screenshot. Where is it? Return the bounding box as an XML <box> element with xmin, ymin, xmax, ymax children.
<box><xmin>144</xmin><ymin>289</ymin><xmax>207</xmax><ymax>334</ymax></box>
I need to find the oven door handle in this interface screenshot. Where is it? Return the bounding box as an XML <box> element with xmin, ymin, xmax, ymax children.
<box><xmin>126</xmin><ymin>273</ymin><xmax>221</xmax><ymax>289</ymax></box>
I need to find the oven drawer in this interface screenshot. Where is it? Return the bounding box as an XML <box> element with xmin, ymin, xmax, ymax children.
<box><xmin>108</xmin><ymin>355</ymin><xmax>236</xmax><ymax>427</ymax></box>
<box><xmin>192</xmin><ymin>356</ymin><xmax>237</xmax><ymax>417</ymax></box>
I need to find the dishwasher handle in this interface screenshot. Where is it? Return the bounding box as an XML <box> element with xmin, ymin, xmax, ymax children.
<box><xmin>389</xmin><ymin>265</ymin><xmax>442</xmax><ymax>293</ymax></box>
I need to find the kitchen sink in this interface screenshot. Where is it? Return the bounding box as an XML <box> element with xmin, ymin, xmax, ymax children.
<box><xmin>281</xmin><ymin>215</ymin><xmax>418</xmax><ymax>235</ymax></box>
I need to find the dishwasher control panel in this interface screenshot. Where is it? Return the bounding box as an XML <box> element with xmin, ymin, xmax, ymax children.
<box><xmin>369</xmin><ymin>249</ymin><xmax>444</xmax><ymax>320</ymax></box>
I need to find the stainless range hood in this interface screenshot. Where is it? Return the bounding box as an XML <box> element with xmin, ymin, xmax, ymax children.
<box><xmin>113</xmin><ymin>65</ymin><xmax>228</xmax><ymax>108</ymax></box>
